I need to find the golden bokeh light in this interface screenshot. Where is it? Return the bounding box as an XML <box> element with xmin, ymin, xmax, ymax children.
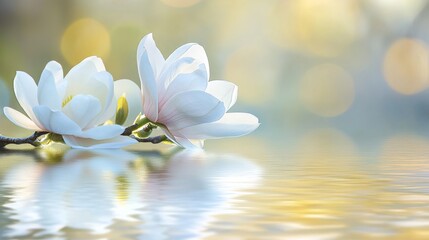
<box><xmin>61</xmin><ymin>18</ymin><xmax>111</xmax><ymax>65</ymax></box>
<box><xmin>159</xmin><ymin>0</ymin><xmax>200</xmax><ymax>8</ymax></box>
<box><xmin>299</xmin><ymin>64</ymin><xmax>355</xmax><ymax>117</ymax></box>
<box><xmin>225</xmin><ymin>44</ymin><xmax>278</xmax><ymax>105</ymax></box>
<box><xmin>269</xmin><ymin>0</ymin><xmax>364</xmax><ymax>57</ymax></box>
<box><xmin>383</xmin><ymin>38</ymin><xmax>429</xmax><ymax>95</ymax></box>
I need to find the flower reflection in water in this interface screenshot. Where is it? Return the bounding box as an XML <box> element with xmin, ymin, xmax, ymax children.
<box><xmin>140</xmin><ymin>150</ymin><xmax>262</xmax><ymax>239</ymax></box>
<box><xmin>1</xmin><ymin>149</ymin><xmax>262</xmax><ymax>239</ymax></box>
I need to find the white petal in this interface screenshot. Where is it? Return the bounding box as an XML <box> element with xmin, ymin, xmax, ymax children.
<box><xmin>159</xmin><ymin>61</ymin><xmax>208</xmax><ymax>107</ymax></box>
<box><xmin>160</xmin><ymin>126</ymin><xmax>202</xmax><ymax>149</ymax></box>
<box><xmin>64</xmin><ymin>71</ymin><xmax>115</xmax><ymax>127</ymax></box>
<box><xmin>41</xmin><ymin>60</ymin><xmax>63</xmax><ymax>83</ymax></box>
<box><xmin>38</xmin><ymin>61</ymin><xmax>62</xmax><ymax>110</ymax></box>
<box><xmin>63</xmin><ymin>135</ymin><xmax>137</xmax><ymax>149</ymax></box>
<box><xmin>137</xmin><ymin>33</ymin><xmax>165</xmax><ymax>122</ymax></box>
<box><xmin>64</xmin><ymin>57</ymin><xmax>108</xmax><ymax>107</ymax></box>
<box><xmin>175</xmin><ymin>137</ymin><xmax>204</xmax><ymax>149</ymax></box>
<box><xmin>62</xmin><ymin>95</ymin><xmax>102</xmax><ymax>129</ymax></box>
<box><xmin>158</xmin><ymin>90</ymin><xmax>225</xmax><ymax>130</ymax></box>
<box><xmin>3</xmin><ymin>107</ymin><xmax>43</xmax><ymax>131</ymax></box>
<box><xmin>88</xmin><ymin>71</ymin><xmax>116</xmax><ymax>126</ymax></box>
<box><xmin>178</xmin><ymin>113</ymin><xmax>260</xmax><ymax>139</ymax></box>
<box><xmin>64</xmin><ymin>56</ymin><xmax>105</xmax><ymax>83</ymax></box>
<box><xmin>206</xmin><ymin>80</ymin><xmax>237</xmax><ymax>111</ymax></box>
<box><xmin>46</xmin><ymin>60</ymin><xmax>67</xmax><ymax>101</ymax></box>
<box><xmin>32</xmin><ymin>105</ymin><xmax>82</xmax><ymax>135</ymax></box>
<box><xmin>78</xmin><ymin>125</ymin><xmax>125</xmax><ymax>140</ymax></box>
<box><xmin>164</xmin><ymin>43</ymin><xmax>209</xmax><ymax>80</ymax></box>
<box><xmin>114</xmin><ymin>79</ymin><xmax>142</xmax><ymax>126</ymax></box>
<box><xmin>162</xmin><ymin>126</ymin><xmax>204</xmax><ymax>149</ymax></box>
<box><xmin>137</xmin><ymin>33</ymin><xmax>165</xmax><ymax>78</ymax></box>
<box><xmin>13</xmin><ymin>71</ymin><xmax>40</xmax><ymax>123</ymax></box>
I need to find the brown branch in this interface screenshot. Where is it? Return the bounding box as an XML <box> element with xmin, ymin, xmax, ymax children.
<box><xmin>122</xmin><ymin>123</ymin><xmax>139</xmax><ymax>136</ymax></box>
<box><xmin>0</xmin><ymin>131</ymin><xmax>49</xmax><ymax>149</ymax></box>
<box><xmin>130</xmin><ymin>135</ymin><xmax>168</xmax><ymax>144</ymax></box>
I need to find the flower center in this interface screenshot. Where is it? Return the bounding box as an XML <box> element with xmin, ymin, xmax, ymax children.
<box><xmin>62</xmin><ymin>95</ymin><xmax>74</xmax><ymax>107</ymax></box>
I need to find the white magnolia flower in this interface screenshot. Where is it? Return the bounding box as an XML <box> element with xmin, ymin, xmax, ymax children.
<box><xmin>137</xmin><ymin>34</ymin><xmax>260</xmax><ymax>148</ymax></box>
<box><xmin>3</xmin><ymin>57</ymin><xmax>141</xmax><ymax>149</ymax></box>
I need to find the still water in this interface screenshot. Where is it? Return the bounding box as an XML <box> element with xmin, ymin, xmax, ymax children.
<box><xmin>0</xmin><ymin>137</ymin><xmax>429</xmax><ymax>240</ymax></box>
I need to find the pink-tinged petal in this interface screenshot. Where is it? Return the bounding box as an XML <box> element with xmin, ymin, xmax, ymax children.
<box><xmin>63</xmin><ymin>135</ymin><xmax>137</xmax><ymax>149</ymax></box>
<box><xmin>160</xmin><ymin>126</ymin><xmax>202</xmax><ymax>149</ymax></box>
<box><xmin>38</xmin><ymin>61</ymin><xmax>62</xmax><ymax>110</ymax></box>
<box><xmin>137</xmin><ymin>33</ymin><xmax>165</xmax><ymax>78</ymax></box>
<box><xmin>159</xmin><ymin>125</ymin><xmax>180</xmax><ymax>145</ymax></box>
<box><xmin>158</xmin><ymin>90</ymin><xmax>225</xmax><ymax>130</ymax></box>
<box><xmin>178</xmin><ymin>113</ymin><xmax>260</xmax><ymax>139</ymax></box>
<box><xmin>174</xmin><ymin>137</ymin><xmax>204</xmax><ymax>149</ymax></box>
<box><xmin>78</xmin><ymin>125</ymin><xmax>125</xmax><ymax>140</ymax></box>
<box><xmin>3</xmin><ymin>107</ymin><xmax>43</xmax><ymax>131</ymax></box>
<box><xmin>114</xmin><ymin>80</ymin><xmax>142</xmax><ymax>126</ymax></box>
<box><xmin>32</xmin><ymin>105</ymin><xmax>82</xmax><ymax>135</ymax></box>
<box><xmin>137</xmin><ymin>34</ymin><xmax>165</xmax><ymax>122</ymax></box>
<box><xmin>62</xmin><ymin>95</ymin><xmax>102</xmax><ymax>129</ymax></box>
<box><xmin>159</xmin><ymin>60</ymin><xmax>208</xmax><ymax>107</ymax></box>
<box><xmin>206</xmin><ymin>80</ymin><xmax>238</xmax><ymax>111</ymax></box>
<box><xmin>13</xmin><ymin>71</ymin><xmax>40</xmax><ymax>123</ymax></box>
<box><xmin>164</xmin><ymin>43</ymin><xmax>209</xmax><ymax>80</ymax></box>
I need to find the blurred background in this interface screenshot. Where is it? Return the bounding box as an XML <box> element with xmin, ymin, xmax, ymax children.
<box><xmin>1</xmin><ymin>0</ymin><xmax>429</xmax><ymax>154</ymax></box>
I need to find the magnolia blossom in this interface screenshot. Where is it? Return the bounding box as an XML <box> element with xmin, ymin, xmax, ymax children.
<box><xmin>137</xmin><ymin>34</ymin><xmax>260</xmax><ymax>148</ymax></box>
<box><xmin>3</xmin><ymin>57</ymin><xmax>141</xmax><ymax>149</ymax></box>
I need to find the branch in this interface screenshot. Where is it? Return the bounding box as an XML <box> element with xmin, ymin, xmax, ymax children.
<box><xmin>0</xmin><ymin>131</ymin><xmax>49</xmax><ymax>149</ymax></box>
<box><xmin>122</xmin><ymin>124</ymin><xmax>139</xmax><ymax>136</ymax></box>
<box><xmin>130</xmin><ymin>135</ymin><xmax>169</xmax><ymax>144</ymax></box>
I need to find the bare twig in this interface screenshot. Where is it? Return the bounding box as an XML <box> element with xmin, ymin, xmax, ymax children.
<box><xmin>122</xmin><ymin>123</ymin><xmax>139</xmax><ymax>136</ymax></box>
<box><xmin>130</xmin><ymin>135</ymin><xmax>168</xmax><ymax>144</ymax></box>
<box><xmin>0</xmin><ymin>132</ymin><xmax>49</xmax><ymax>149</ymax></box>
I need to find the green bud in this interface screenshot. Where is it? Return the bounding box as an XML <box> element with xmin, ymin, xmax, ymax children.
<box><xmin>134</xmin><ymin>127</ymin><xmax>152</xmax><ymax>138</ymax></box>
<box><xmin>115</xmin><ymin>94</ymin><xmax>129</xmax><ymax>125</ymax></box>
<box><xmin>48</xmin><ymin>133</ymin><xmax>65</xmax><ymax>143</ymax></box>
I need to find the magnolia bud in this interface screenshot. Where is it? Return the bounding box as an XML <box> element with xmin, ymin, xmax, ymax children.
<box><xmin>115</xmin><ymin>94</ymin><xmax>129</xmax><ymax>125</ymax></box>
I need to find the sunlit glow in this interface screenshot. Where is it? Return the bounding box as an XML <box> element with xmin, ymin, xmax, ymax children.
<box><xmin>295</xmin><ymin>128</ymin><xmax>357</xmax><ymax>160</ymax></box>
<box><xmin>159</xmin><ymin>0</ymin><xmax>200</xmax><ymax>8</ymax></box>
<box><xmin>383</xmin><ymin>38</ymin><xmax>429</xmax><ymax>95</ymax></box>
<box><xmin>364</xmin><ymin>0</ymin><xmax>426</xmax><ymax>31</ymax></box>
<box><xmin>380</xmin><ymin>134</ymin><xmax>429</xmax><ymax>171</ymax></box>
<box><xmin>299</xmin><ymin>64</ymin><xmax>355</xmax><ymax>117</ymax></box>
<box><xmin>61</xmin><ymin>18</ymin><xmax>111</xmax><ymax>65</ymax></box>
<box><xmin>269</xmin><ymin>0</ymin><xmax>364</xmax><ymax>57</ymax></box>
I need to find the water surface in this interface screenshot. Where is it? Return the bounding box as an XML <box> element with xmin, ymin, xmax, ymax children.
<box><xmin>0</xmin><ymin>138</ymin><xmax>429</xmax><ymax>239</ymax></box>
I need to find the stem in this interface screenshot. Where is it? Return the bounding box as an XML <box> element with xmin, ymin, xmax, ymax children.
<box><xmin>122</xmin><ymin>117</ymin><xmax>150</xmax><ymax>136</ymax></box>
<box><xmin>130</xmin><ymin>135</ymin><xmax>168</xmax><ymax>144</ymax></box>
<box><xmin>0</xmin><ymin>131</ymin><xmax>49</xmax><ymax>149</ymax></box>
